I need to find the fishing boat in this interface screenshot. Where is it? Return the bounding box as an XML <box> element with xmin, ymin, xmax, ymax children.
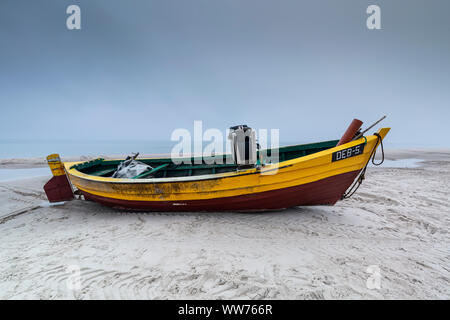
<box><xmin>43</xmin><ymin>118</ymin><xmax>390</xmax><ymax>212</ymax></box>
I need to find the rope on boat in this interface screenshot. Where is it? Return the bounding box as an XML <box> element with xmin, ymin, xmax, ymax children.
<box><xmin>341</xmin><ymin>133</ymin><xmax>384</xmax><ymax>200</ymax></box>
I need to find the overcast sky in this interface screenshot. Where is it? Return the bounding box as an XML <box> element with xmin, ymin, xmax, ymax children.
<box><xmin>0</xmin><ymin>0</ymin><xmax>449</xmax><ymax>147</ymax></box>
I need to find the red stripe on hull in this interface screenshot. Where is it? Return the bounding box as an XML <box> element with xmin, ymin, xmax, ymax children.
<box><xmin>81</xmin><ymin>170</ymin><xmax>360</xmax><ymax>212</ymax></box>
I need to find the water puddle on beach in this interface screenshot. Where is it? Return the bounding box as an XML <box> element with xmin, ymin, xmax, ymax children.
<box><xmin>0</xmin><ymin>168</ymin><xmax>50</xmax><ymax>182</ymax></box>
<box><xmin>370</xmin><ymin>158</ymin><xmax>424</xmax><ymax>168</ymax></box>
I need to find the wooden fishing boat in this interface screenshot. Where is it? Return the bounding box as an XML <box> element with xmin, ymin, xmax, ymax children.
<box><xmin>44</xmin><ymin>121</ymin><xmax>390</xmax><ymax>212</ymax></box>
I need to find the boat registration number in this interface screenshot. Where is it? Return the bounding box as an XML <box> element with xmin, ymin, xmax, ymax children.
<box><xmin>332</xmin><ymin>143</ymin><xmax>365</xmax><ymax>162</ymax></box>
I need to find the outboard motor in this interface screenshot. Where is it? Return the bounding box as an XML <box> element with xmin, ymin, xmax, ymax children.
<box><xmin>228</xmin><ymin>125</ymin><xmax>257</xmax><ymax>168</ymax></box>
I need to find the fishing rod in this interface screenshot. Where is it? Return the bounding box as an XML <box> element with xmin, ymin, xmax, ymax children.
<box><xmin>352</xmin><ymin>115</ymin><xmax>386</xmax><ymax>141</ymax></box>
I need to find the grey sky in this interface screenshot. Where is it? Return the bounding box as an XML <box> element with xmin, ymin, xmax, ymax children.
<box><xmin>0</xmin><ymin>0</ymin><xmax>449</xmax><ymax>148</ymax></box>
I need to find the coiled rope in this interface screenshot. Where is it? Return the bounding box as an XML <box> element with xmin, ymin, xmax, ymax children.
<box><xmin>341</xmin><ymin>133</ymin><xmax>384</xmax><ymax>199</ymax></box>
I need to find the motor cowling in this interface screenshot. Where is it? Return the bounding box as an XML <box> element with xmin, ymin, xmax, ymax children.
<box><xmin>228</xmin><ymin>125</ymin><xmax>257</xmax><ymax>167</ymax></box>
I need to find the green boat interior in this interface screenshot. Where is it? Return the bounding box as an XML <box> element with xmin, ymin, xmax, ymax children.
<box><xmin>71</xmin><ymin>140</ymin><xmax>339</xmax><ymax>179</ymax></box>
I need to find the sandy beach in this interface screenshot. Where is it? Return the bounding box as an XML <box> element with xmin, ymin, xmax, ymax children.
<box><xmin>0</xmin><ymin>150</ymin><xmax>449</xmax><ymax>299</ymax></box>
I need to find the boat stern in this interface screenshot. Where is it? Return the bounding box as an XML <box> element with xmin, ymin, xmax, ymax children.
<box><xmin>43</xmin><ymin>154</ymin><xmax>75</xmax><ymax>203</ymax></box>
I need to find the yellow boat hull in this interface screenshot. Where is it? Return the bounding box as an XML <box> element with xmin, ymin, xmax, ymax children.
<box><xmin>64</xmin><ymin>128</ymin><xmax>390</xmax><ymax>211</ymax></box>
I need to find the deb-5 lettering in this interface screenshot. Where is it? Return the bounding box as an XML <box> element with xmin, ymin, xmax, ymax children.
<box><xmin>332</xmin><ymin>143</ymin><xmax>365</xmax><ymax>162</ymax></box>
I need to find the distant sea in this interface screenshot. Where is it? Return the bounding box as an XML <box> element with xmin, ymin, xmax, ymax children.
<box><xmin>0</xmin><ymin>139</ymin><xmax>442</xmax><ymax>159</ymax></box>
<box><xmin>0</xmin><ymin>139</ymin><xmax>298</xmax><ymax>159</ymax></box>
<box><xmin>0</xmin><ymin>139</ymin><xmax>175</xmax><ymax>159</ymax></box>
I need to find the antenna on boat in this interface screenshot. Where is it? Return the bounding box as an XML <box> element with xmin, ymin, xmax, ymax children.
<box><xmin>352</xmin><ymin>115</ymin><xmax>386</xmax><ymax>141</ymax></box>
